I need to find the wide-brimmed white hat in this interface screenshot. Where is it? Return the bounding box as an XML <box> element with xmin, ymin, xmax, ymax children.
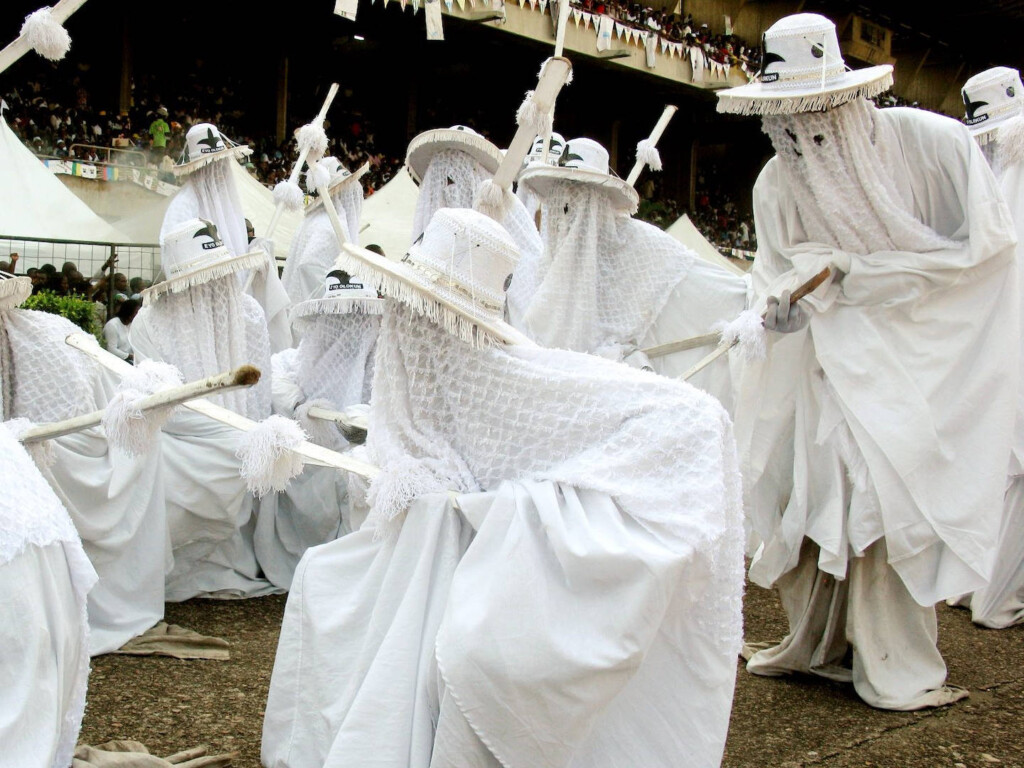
<box><xmin>143</xmin><ymin>218</ymin><xmax>267</xmax><ymax>302</ymax></box>
<box><xmin>304</xmin><ymin>157</ymin><xmax>370</xmax><ymax>215</ymax></box>
<box><xmin>336</xmin><ymin>207</ymin><xmax>534</xmax><ymax>347</ymax></box>
<box><xmin>174</xmin><ymin>123</ymin><xmax>252</xmax><ymax>176</ymax></box>
<box><xmin>0</xmin><ymin>272</ymin><xmax>31</xmax><ymax>310</ymax></box>
<box><xmin>406</xmin><ymin>125</ymin><xmax>502</xmax><ymax>185</ymax></box>
<box><xmin>717</xmin><ymin>13</ymin><xmax>893</xmax><ymax>116</ymax></box>
<box><xmin>290</xmin><ymin>268</ymin><xmax>385</xmax><ymax>332</ymax></box>
<box><xmin>962</xmin><ymin>67</ymin><xmax>1024</xmax><ymax>142</ymax></box>
<box><xmin>518</xmin><ymin>137</ymin><xmax>639</xmax><ymax>213</ymax></box>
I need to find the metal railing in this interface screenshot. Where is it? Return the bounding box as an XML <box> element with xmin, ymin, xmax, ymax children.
<box><xmin>67</xmin><ymin>143</ymin><xmax>150</xmax><ymax>168</ymax></box>
<box><xmin>0</xmin><ymin>234</ymin><xmax>160</xmax><ymax>283</ymax></box>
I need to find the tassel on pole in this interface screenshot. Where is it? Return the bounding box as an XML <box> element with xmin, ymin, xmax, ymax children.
<box><xmin>626</xmin><ymin>104</ymin><xmax>677</xmax><ymax>188</ymax></box>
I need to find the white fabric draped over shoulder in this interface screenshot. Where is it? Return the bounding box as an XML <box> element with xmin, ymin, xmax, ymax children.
<box><xmin>737</xmin><ymin>106</ymin><xmax>1020</xmax><ymax>606</ymax></box>
<box><xmin>1</xmin><ymin>309</ymin><xmax>166</xmax><ymax>655</ymax></box>
<box><xmin>0</xmin><ymin>422</ymin><xmax>96</xmax><ymax>768</ymax></box>
<box><xmin>262</xmin><ymin>303</ymin><xmax>744</xmax><ymax>768</ymax></box>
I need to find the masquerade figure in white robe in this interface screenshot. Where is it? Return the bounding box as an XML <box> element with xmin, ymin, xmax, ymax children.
<box><xmin>281</xmin><ymin>158</ymin><xmax>367</xmax><ymax>305</ymax></box>
<box><xmin>953</xmin><ymin>67</ymin><xmax>1024</xmax><ymax>629</ymax></box>
<box><xmin>0</xmin><ymin>274</ymin><xmax>166</xmax><ymax>656</ymax></box>
<box><xmin>718</xmin><ymin>14</ymin><xmax>1020</xmax><ymax>709</ymax></box>
<box><xmin>0</xmin><ymin>418</ymin><xmax>96</xmax><ymax>768</ymax></box>
<box><xmin>262</xmin><ymin>208</ymin><xmax>744</xmax><ymax>768</ymax></box>
<box><xmin>257</xmin><ymin>269</ymin><xmax>383</xmax><ymax>589</ymax></box>
<box><xmin>162</xmin><ymin>123</ymin><xmax>293</xmax><ymax>352</ymax></box>
<box><xmin>513</xmin><ymin>138</ymin><xmax>748</xmax><ymax>409</ymax></box>
<box><xmin>408</xmin><ymin>125</ymin><xmax>545</xmax><ymax>282</ymax></box>
<box><xmin>132</xmin><ymin>219</ymin><xmax>278</xmax><ymax>601</ymax></box>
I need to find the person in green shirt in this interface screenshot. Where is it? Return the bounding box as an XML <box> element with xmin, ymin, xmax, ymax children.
<box><xmin>149</xmin><ymin>107</ymin><xmax>170</xmax><ymax>159</ymax></box>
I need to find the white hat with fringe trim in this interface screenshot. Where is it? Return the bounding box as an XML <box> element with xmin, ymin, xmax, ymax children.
<box><xmin>174</xmin><ymin>123</ymin><xmax>253</xmax><ymax>177</ymax></box>
<box><xmin>304</xmin><ymin>158</ymin><xmax>370</xmax><ymax>216</ymax></box>
<box><xmin>336</xmin><ymin>207</ymin><xmax>536</xmax><ymax>348</ymax></box>
<box><xmin>716</xmin><ymin>13</ymin><xmax>893</xmax><ymax>116</ymax></box>
<box><xmin>961</xmin><ymin>67</ymin><xmax>1024</xmax><ymax>143</ymax></box>
<box><xmin>290</xmin><ymin>268</ymin><xmax>385</xmax><ymax>332</ymax></box>
<box><xmin>518</xmin><ymin>137</ymin><xmax>639</xmax><ymax>214</ymax></box>
<box><xmin>406</xmin><ymin>125</ymin><xmax>503</xmax><ymax>185</ymax></box>
<box><xmin>0</xmin><ymin>272</ymin><xmax>31</xmax><ymax>310</ymax></box>
<box><xmin>143</xmin><ymin>218</ymin><xmax>268</xmax><ymax>303</ymax></box>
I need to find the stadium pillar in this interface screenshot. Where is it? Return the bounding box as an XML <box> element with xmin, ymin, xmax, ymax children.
<box><xmin>276</xmin><ymin>55</ymin><xmax>289</xmax><ymax>145</ymax></box>
<box><xmin>688</xmin><ymin>137</ymin><xmax>699</xmax><ymax>211</ymax></box>
<box><xmin>118</xmin><ymin>15</ymin><xmax>132</xmax><ymax>114</ymax></box>
<box><xmin>610</xmin><ymin>119</ymin><xmax>621</xmax><ymax>172</ymax></box>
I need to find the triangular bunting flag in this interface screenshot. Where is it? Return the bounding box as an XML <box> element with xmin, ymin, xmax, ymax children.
<box><xmin>412</xmin><ymin>0</ymin><xmax>420</xmax><ymax>12</ymax></box>
<box><xmin>456</xmin><ymin>0</ymin><xmax>465</xmax><ymax>8</ymax></box>
<box><xmin>444</xmin><ymin>0</ymin><xmax>452</xmax><ymax>8</ymax></box>
<box><xmin>539</xmin><ymin>0</ymin><xmax>547</xmax><ymax>13</ymax></box>
<box><xmin>399</xmin><ymin>0</ymin><xmax>406</xmax><ymax>9</ymax></box>
<box><xmin>660</xmin><ymin>37</ymin><xmax>668</xmax><ymax>53</ymax></box>
<box><xmin>626</xmin><ymin>27</ymin><xmax>635</xmax><ymax>44</ymax></box>
<box><xmin>529</xmin><ymin>0</ymin><xmax>537</xmax><ymax>9</ymax></box>
<box><xmin>614</xmin><ymin>22</ymin><xmax>624</xmax><ymax>39</ymax></box>
<box><xmin>572</xmin><ymin>7</ymin><xmax>581</xmax><ymax>26</ymax></box>
<box><xmin>583</xmin><ymin>12</ymin><xmax>591</xmax><ymax>29</ymax></box>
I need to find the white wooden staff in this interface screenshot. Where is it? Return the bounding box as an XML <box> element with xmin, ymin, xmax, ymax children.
<box><xmin>539</xmin><ymin>3</ymin><xmax>573</xmax><ymax>168</ymax></box>
<box><xmin>18</xmin><ymin>366</ymin><xmax>261</xmax><ymax>444</ymax></box>
<box><xmin>643</xmin><ymin>331</ymin><xmax>720</xmax><ymax>360</ymax></box>
<box><xmin>65</xmin><ymin>334</ymin><xmax>380</xmax><ymax>479</ymax></box>
<box><xmin>0</xmin><ymin>0</ymin><xmax>88</xmax><ymax>76</ymax></box>
<box><xmin>626</xmin><ymin>104</ymin><xmax>677</xmax><ymax>188</ymax></box>
<box><xmin>265</xmin><ymin>83</ymin><xmax>341</xmax><ymax>239</ymax></box>
<box><xmin>307</xmin><ymin>405</ymin><xmax>368</xmax><ymax>443</ymax></box>
<box><xmin>680</xmin><ymin>267</ymin><xmax>832</xmax><ymax>381</ymax></box>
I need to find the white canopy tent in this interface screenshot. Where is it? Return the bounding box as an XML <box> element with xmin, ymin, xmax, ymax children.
<box><xmin>0</xmin><ymin>116</ymin><xmax>129</xmax><ymax>262</ymax></box>
<box><xmin>666</xmin><ymin>214</ymin><xmax>748</xmax><ymax>276</ymax></box>
<box><xmin>358</xmin><ymin>169</ymin><xmax>419</xmax><ymax>259</ymax></box>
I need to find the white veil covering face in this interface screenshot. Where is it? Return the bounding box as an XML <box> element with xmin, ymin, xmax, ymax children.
<box><xmin>739</xmin><ymin>100</ymin><xmax>1020</xmax><ymax>606</ymax></box>
<box><xmin>263</xmin><ymin>299</ymin><xmax>744</xmax><ymax>768</ymax></box>
<box><xmin>1</xmin><ymin>307</ymin><xmax>167</xmax><ymax>656</ymax></box>
<box><xmin>131</xmin><ymin>274</ymin><xmax>276</xmax><ymax>600</ymax></box>
<box><xmin>0</xmin><ymin>421</ymin><xmax>96</xmax><ymax>768</ymax></box>
<box><xmin>162</xmin><ymin>159</ymin><xmax>294</xmax><ymax>352</ymax></box>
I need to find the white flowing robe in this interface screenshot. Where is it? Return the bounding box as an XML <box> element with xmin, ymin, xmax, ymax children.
<box><xmin>738</xmin><ymin>107</ymin><xmax>1020</xmax><ymax>606</ymax></box>
<box><xmin>262</xmin><ymin>304</ymin><xmax>744</xmax><ymax>768</ymax></box>
<box><xmin>0</xmin><ymin>422</ymin><xmax>97</xmax><ymax>768</ymax></box>
<box><xmin>130</xmin><ymin>280</ymin><xmax>278</xmax><ymax>600</ymax></box>
<box><xmin>1</xmin><ymin>309</ymin><xmax>167</xmax><ymax>655</ymax></box>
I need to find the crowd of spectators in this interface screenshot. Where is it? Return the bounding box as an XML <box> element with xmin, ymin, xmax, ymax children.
<box><xmin>570</xmin><ymin>2</ymin><xmax>761</xmax><ymax>73</ymax></box>
<box><xmin>4</xmin><ymin>70</ymin><xmax>405</xmax><ymax>195</ymax></box>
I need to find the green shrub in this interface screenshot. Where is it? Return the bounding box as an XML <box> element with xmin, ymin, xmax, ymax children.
<box><xmin>22</xmin><ymin>291</ymin><xmax>103</xmax><ymax>343</ymax></box>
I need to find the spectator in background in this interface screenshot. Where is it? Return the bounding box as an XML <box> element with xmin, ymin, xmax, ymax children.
<box><xmin>149</xmin><ymin>107</ymin><xmax>170</xmax><ymax>161</ymax></box>
<box><xmin>103</xmin><ymin>298</ymin><xmax>139</xmax><ymax>362</ymax></box>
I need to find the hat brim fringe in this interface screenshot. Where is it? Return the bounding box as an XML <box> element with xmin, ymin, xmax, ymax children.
<box><xmin>716</xmin><ymin>70</ymin><xmax>893</xmax><ymax>116</ymax></box>
<box><xmin>406</xmin><ymin>131</ymin><xmax>503</xmax><ymax>185</ymax></box>
<box><xmin>142</xmin><ymin>250</ymin><xmax>269</xmax><ymax>303</ymax></box>
<box><xmin>291</xmin><ymin>296</ymin><xmax>386</xmax><ymax>322</ymax></box>
<box><xmin>0</xmin><ymin>276</ymin><xmax>32</xmax><ymax>310</ymax></box>
<box><xmin>998</xmin><ymin>114</ymin><xmax>1024</xmax><ymax>165</ymax></box>
<box><xmin>518</xmin><ymin>167</ymin><xmax>639</xmax><ymax>214</ymax></box>
<box><xmin>335</xmin><ymin>248</ymin><xmax>514</xmax><ymax>349</ymax></box>
<box><xmin>173</xmin><ymin>145</ymin><xmax>253</xmax><ymax>177</ymax></box>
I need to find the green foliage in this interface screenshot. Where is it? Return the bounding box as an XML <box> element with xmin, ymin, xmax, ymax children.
<box><xmin>22</xmin><ymin>291</ymin><xmax>103</xmax><ymax>343</ymax></box>
<box><xmin>636</xmin><ymin>199</ymin><xmax>677</xmax><ymax>229</ymax></box>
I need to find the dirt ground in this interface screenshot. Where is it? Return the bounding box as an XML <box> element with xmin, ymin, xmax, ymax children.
<box><xmin>79</xmin><ymin>581</ymin><xmax>1024</xmax><ymax>768</ymax></box>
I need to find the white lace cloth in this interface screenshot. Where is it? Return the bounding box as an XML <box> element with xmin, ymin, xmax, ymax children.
<box><xmin>262</xmin><ymin>301</ymin><xmax>745</xmax><ymax>768</ymax></box>
<box><xmin>281</xmin><ymin>183</ymin><xmax>363</xmax><ymax>305</ymax></box>
<box><xmin>0</xmin><ymin>421</ymin><xmax>96</xmax><ymax>768</ymax></box>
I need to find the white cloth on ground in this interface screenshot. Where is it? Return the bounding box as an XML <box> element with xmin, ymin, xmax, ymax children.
<box><xmin>262</xmin><ymin>302</ymin><xmax>744</xmax><ymax>768</ymax></box>
<box><xmin>1</xmin><ymin>309</ymin><xmax>166</xmax><ymax>654</ymax></box>
<box><xmin>738</xmin><ymin>103</ymin><xmax>1019</xmax><ymax>608</ymax></box>
<box><xmin>0</xmin><ymin>422</ymin><xmax>97</xmax><ymax>768</ymax></box>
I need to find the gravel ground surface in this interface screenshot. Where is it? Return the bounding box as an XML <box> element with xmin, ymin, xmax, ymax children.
<box><xmin>79</xmin><ymin>581</ymin><xmax>1024</xmax><ymax>767</ymax></box>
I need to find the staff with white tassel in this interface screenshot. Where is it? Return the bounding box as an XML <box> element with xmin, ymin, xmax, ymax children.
<box><xmin>0</xmin><ymin>0</ymin><xmax>88</xmax><ymax>75</ymax></box>
<box><xmin>18</xmin><ymin>365</ymin><xmax>262</xmax><ymax>444</ymax></box>
<box><xmin>265</xmin><ymin>83</ymin><xmax>340</xmax><ymax>239</ymax></box>
<box><xmin>626</xmin><ymin>104</ymin><xmax>677</xmax><ymax>188</ymax></box>
<box><xmin>65</xmin><ymin>333</ymin><xmax>380</xmax><ymax>480</ymax></box>
<box><xmin>538</xmin><ymin>0</ymin><xmax>573</xmax><ymax>165</ymax></box>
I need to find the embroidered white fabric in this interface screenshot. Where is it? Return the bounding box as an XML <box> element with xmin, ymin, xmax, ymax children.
<box><xmin>281</xmin><ymin>183</ymin><xmax>364</xmax><ymax>304</ymax></box>
<box><xmin>134</xmin><ymin>276</ymin><xmax>271</xmax><ymax>420</ymax></box>
<box><xmin>364</xmin><ymin>302</ymin><xmax>744</xmax><ymax>655</ymax></box>
<box><xmin>295</xmin><ymin>313</ymin><xmax>380</xmax><ymax>409</ymax></box>
<box><xmin>161</xmin><ymin>160</ymin><xmax>250</xmax><ymax>261</ymax></box>
<box><xmin>412</xmin><ymin>149</ymin><xmax>488</xmax><ymax>243</ymax></box>
<box><xmin>0</xmin><ymin>309</ymin><xmax>100</xmax><ymax>422</ymax></box>
<box><xmin>762</xmin><ymin>98</ymin><xmax>956</xmax><ymax>255</ymax></box>
<box><xmin>507</xmin><ymin>178</ymin><xmax>691</xmax><ymax>353</ymax></box>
